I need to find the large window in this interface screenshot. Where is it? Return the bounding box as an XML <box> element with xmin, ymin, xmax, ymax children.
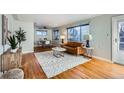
<box><xmin>67</xmin><ymin>24</ymin><xmax>89</xmax><ymax>42</ymax></box>
<box><xmin>53</xmin><ymin>30</ymin><xmax>60</xmax><ymax>40</ymax></box>
<box><xmin>67</xmin><ymin>27</ymin><xmax>80</xmax><ymax>42</ymax></box>
<box><xmin>36</xmin><ymin>30</ymin><xmax>47</xmax><ymax>36</ymax></box>
<box><xmin>80</xmin><ymin>25</ymin><xmax>89</xmax><ymax>41</ymax></box>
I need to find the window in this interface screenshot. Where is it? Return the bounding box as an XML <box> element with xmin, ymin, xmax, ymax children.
<box><xmin>42</xmin><ymin>31</ymin><xmax>47</xmax><ymax>36</ymax></box>
<box><xmin>36</xmin><ymin>30</ymin><xmax>47</xmax><ymax>36</ymax></box>
<box><xmin>67</xmin><ymin>27</ymin><xmax>80</xmax><ymax>42</ymax></box>
<box><xmin>53</xmin><ymin>30</ymin><xmax>60</xmax><ymax>40</ymax></box>
<box><xmin>67</xmin><ymin>24</ymin><xmax>89</xmax><ymax>42</ymax></box>
<box><xmin>36</xmin><ymin>31</ymin><xmax>42</xmax><ymax>35</ymax></box>
<box><xmin>80</xmin><ymin>25</ymin><xmax>89</xmax><ymax>41</ymax></box>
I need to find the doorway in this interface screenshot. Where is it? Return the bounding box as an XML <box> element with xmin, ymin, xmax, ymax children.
<box><xmin>112</xmin><ymin>15</ymin><xmax>124</xmax><ymax>65</ymax></box>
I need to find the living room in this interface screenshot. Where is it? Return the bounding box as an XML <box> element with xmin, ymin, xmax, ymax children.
<box><xmin>1</xmin><ymin>14</ymin><xmax>124</xmax><ymax>79</ymax></box>
<box><xmin>1</xmin><ymin>0</ymin><xmax>124</xmax><ymax>93</ymax></box>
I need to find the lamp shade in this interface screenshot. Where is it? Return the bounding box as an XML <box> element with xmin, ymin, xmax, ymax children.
<box><xmin>84</xmin><ymin>34</ymin><xmax>92</xmax><ymax>40</ymax></box>
<box><xmin>60</xmin><ymin>35</ymin><xmax>65</xmax><ymax>39</ymax></box>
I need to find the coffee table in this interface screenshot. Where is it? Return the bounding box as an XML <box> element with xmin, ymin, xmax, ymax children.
<box><xmin>52</xmin><ymin>47</ymin><xmax>66</xmax><ymax>58</ymax></box>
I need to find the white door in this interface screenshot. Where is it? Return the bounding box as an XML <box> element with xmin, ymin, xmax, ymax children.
<box><xmin>112</xmin><ymin>15</ymin><xmax>124</xmax><ymax>64</ymax></box>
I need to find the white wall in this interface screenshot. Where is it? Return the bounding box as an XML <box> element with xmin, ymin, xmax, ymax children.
<box><xmin>0</xmin><ymin>14</ymin><xmax>34</xmax><ymax>54</ymax></box>
<box><xmin>57</xmin><ymin>27</ymin><xmax>67</xmax><ymax>43</ymax></box>
<box><xmin>57</xmin><ymin>14</ymin><xmax>119</xmax><ymax>61</ymax></box>
<box><xmin>90</xmin><ymin>15</ymin><xmax>114</xmax><ymax>60</ymax></box>
<box><xmin>14</xmin><ymin>20</ymin><xmax>34</xmax><ymax>53</ymax></box>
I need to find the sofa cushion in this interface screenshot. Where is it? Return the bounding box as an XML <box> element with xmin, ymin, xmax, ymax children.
<box><xmin>66</xmin><ymin>42</ymin><xmax>74</xmax><ymax>47</ymax></box>
<box><xmin>63</xmin><ymin>46</ymin><xmax>76</xmax><ymax>50</ymax></box>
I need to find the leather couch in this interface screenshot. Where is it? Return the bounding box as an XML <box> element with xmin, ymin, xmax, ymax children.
<box><xmin>61</xmin><ymin>42</ymin><xmax>85</xmax><ymax>55</ymax></box>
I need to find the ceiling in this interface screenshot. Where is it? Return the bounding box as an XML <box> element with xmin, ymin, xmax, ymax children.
<box><xmin>13</xmin><ymin>14</ymin><xmax>101</xmax><ymax>28</ymax></box>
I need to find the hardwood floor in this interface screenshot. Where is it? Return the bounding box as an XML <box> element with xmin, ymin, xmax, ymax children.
<box><xmin>22</xmin><ymin>53</ymin><xmax>47</xmax><ymax>79</ymax></box>
<box><xmin>22</xmin><ymin>51</ymin><xmax>124</xmax><ymax>79</ymax></box>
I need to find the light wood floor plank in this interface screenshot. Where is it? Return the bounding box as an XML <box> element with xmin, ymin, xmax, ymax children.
<box><xmin>21</xmin><ymin>52</ymin><xmax>124</xmax><ymax>79</ymax></box>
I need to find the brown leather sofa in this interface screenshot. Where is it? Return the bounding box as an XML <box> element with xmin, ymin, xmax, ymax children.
<box><xmin>61</xmin><ymin>42</ymin><xmax>85</xmax><ymax>55</ymax></box>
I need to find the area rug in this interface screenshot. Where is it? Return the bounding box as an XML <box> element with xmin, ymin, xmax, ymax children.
<box><xmin>35</xmin><ymin>51</ymin><xmax>90</xmax><ymax>78</ymax></box>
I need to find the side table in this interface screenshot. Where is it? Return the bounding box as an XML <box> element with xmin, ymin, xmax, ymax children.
<box><xmin>83</xmin><ymin>47</ymin><xmax>94</xmax><ymax>58</ymax></box>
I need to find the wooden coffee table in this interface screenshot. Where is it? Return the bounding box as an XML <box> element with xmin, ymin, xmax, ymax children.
<box><xmin>52</xmin><ymin>47</ymin><xmax>66</xmax><ymax>58</ymax></box>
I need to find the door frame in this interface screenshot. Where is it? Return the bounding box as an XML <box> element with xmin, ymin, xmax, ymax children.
<box><xmin>112</xmin><ymin>15</ymin><xmax>124</xmax><ymax>63</ymax></box>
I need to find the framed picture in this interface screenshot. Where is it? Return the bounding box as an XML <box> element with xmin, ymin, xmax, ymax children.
<box><xmin>2</xmin><ymin>15</ymin><xmax>8</xmax><ymax>45</ymax></box>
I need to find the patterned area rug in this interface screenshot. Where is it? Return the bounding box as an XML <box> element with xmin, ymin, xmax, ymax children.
<box><xmin>35</xmin><ymin>51</ymin><xmax>90</xmax><ymax>78</ymax></box>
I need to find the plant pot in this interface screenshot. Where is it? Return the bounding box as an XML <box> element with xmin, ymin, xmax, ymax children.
<box><xmin>11</xmin><ymin>48</ymin><xmax>18</xmax><ymax>53</ymax></box>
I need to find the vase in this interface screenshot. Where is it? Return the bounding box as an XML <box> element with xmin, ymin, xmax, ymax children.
<box><xmin>11</xmin><ymin>48</ymin><xmax>18</xmax><ymax>53</ymax></box>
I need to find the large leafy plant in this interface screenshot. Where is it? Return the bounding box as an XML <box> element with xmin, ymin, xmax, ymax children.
<box><xmin>15</xmin><ymin>27</ymin><xmax>26</xmax><ymax>48</ymax></box>
<box><xmin>7</xmin><ymin>35</ymin><xmax>18</xmax><ymax>49</ymax></box>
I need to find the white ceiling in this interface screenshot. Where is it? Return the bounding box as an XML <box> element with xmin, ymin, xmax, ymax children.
<box><xmin>13</xmin><ymin>14</ymin><xmax>101</xmax><ymax>28</ymax></box>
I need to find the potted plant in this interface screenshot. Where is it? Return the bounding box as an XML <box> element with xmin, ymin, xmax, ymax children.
<box><xmin>7</xmin><ymin>35</ymin><xmax>18</xmax><ymax>53</ymax></box>
<box><xmin>15</xmin><ymin>27</ymin><xmax>26</xmax><ymax>49</ymax></box>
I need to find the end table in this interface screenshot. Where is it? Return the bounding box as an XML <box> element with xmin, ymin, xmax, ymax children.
<box><xmin>83</xmin><ymin>47</ymin><xmax>94</xmax><ymax>58</ymax></box>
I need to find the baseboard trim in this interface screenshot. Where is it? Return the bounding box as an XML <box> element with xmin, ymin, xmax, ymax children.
<box><xmin>93</xmin><ymin>56</ymin><xmax>112</xmax><ymax>63</ymax></box>
<box><xmin>22</xmin><ymin>51</ymin><xmax>34</xmax><ymax>54</ymax></box>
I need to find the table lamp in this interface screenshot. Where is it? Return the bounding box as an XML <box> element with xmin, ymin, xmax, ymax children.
<box><xmin>60</xmin><ymin>35</ymin><xmax>65</xmax><ymax>43</ymax></box>
<box><xmin>84</xmin><ymin>34</ymin><xmax>92</xmax><ymax>47</ymax></box>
